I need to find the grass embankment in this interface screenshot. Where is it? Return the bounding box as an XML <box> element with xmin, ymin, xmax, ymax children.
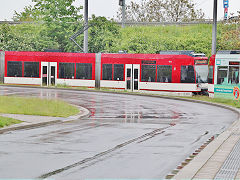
<box><xmin>118</xmin><ymin>24</ymin><xmax>213</xmax><ymax>57</ymax></box>
<box><xmin>0</xmin><ymin>95</ymin><xmax>80</xmax><ymax>128</ymax></box>
<box><xmin>186</xmin><ymin>96</ymin><xmax>240</xmax><ymax>109</ymax></box>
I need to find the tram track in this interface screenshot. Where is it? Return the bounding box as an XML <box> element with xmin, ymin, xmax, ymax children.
<box><xmin>38</xmin><ymin>125</ymin><xmax>172</xmax><ymax>179</ymax></box>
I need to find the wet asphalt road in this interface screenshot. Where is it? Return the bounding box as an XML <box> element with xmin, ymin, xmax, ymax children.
<box><xmin>0</xmin><ymin>86</ymin><xmax>238</xmax><ymax>179</ymax></box>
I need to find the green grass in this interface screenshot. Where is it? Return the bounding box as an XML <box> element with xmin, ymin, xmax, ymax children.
<box><xmin>0</xmin><ymin>96</ymin><xmax>79</xmax><ymax>117</ymax></box>
<box><xmin>0</xmin><ymin>116</ymin><xmax>21</xmax><ymax>128</ymax></box>
<box><xmin>55</xmin><ymin>83</ymin><xmax>69</xmax><ymax>88</ymax></box>
<box><xmin>184</xmin><ymin>96</ymin><xmax>240</xmax><ymax>108</ymax></box>
<box><xmin>85</xmin><ymin>86</ymin><xmax>240</xmax><ymax>109</ymax></box>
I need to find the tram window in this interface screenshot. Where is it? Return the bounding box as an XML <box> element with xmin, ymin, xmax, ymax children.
<box><xmin>134</xmin><ymin>69</ymin><xmax>138</xmax><ymax>79</ymax></box>
<box><xmin>114</xmin><ymin>64</ymin><xmax>124</xmax><ymax>81</ymax></box>
<box><xmin>181</xmin><ymin>65</ymin><xmax>195</xmax><ymax>83</ymax></box>
<box><xmin>157</xmin><ymin>65</ymin><xmax>172</xmax><ymax>83</ymax></box>
<box><xmin>141</xmin><ymin>65</ymin><xmax>156</xmax><ymax>82</ymax></box>
<box><xmin>208</xmin><ymin>66</ymin><xmax>214</xmax><ymax>84</ymax></box>
<box><xmin>7</xmin><ymin>61</ymin><xmax>22</xmax><ymax>77</ymax></box>
<box><xmin>76</xmin><ymin>63</ymin><xmax>92</xmax><ymax>80</ymax></box>
<box><xmin>102</xmin><ymin>64</ymin><xmax>112</xmax><ymax>80</ymax></box>
<box><xmin>217</xmin><ymin>66</ymin><xmax>228</xmax><ymax>85</ymax></box>
<box><xmin>228</xmin><ymin>66</ymin><xmax>239</xmax><ymax>84</ymax></box>
<box><xmin>127</xmin><ymin>68</ymin><xmax>131</xmax><ymax>77</ymax></box>
<box><xmin>195</xmin><ymin>65</ymin><xmax>208</xmax><ymax>83</ymax></box>
<box><xmin>24</xmin><ymin>62</ymin><xmax>39</xmax><ymax>78</ymax></box>
<box><xmin>59</xmin><ymin>63</ymin><xmax>75</xmax><ymax>79</ymax></box>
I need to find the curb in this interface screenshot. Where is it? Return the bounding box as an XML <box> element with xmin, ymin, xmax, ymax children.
<box><xmin>172</xmin><ymin>107</ymin><xmax>240</xmax><ymax>179</ymax></box>
<box><xmin>0</xmin><ymin>120</ymin><xmax>61</xmax><ymax>134</ymax></box>
<box><xmin>0</xmin><ymin>105</ymin><xmax>91</xmax><ymax>134</ymax></box>
<box><xmin>172</xmin><ymin>129</ymin><xmax>233</xmax><ymax>179</ymax></box>
<box><xmin>61</xmin><ymin>105</ymin><xmax>91</xmax><ymax>122</ymax></box>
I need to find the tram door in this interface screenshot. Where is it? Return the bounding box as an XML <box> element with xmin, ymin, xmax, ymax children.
<box><xmin>126</xmin><ymin>64</ymin><xmax>140</xmax><ymax>91</ymax></box>
<box><xmin>41</xmin><ymin>62</ymin><xmax>57</xmax><ymax>86</ymax></box>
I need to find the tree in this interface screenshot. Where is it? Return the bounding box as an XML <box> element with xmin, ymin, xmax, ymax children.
<box><xmin>0</xmin><ymin>23</ymin><xmax>59</xmax><ymax>51</ymax></box>
<box><xmin>161</xmin><ymin>0</ymin><xmax>205</xmax><ymax>22</ymax></box>
<box><xmin>13</xmin><ymin>0</ymin><xmax>82</xmax><ymax>23</ymax></box>
<box><xmin>117</xmin><ymin>0</ymin><xmax>165</xmax><ymax>22</ymax></box>
<box><xmin>13</xmin><ymin>0</ymin><xmax>83</xmax><ymax>52</ymax></box>
<box><xmin>13</xmin><ymin>6</ymin><xmax>41</xmax><ymax>22</ymax></box>
<box><xmin>117</xmin><ymin>0</ymin><xmax>205</xmax><ymax>22</ymax></box>
<box><xmin>88</xmin><ymin>16</ymin><xmax>121</xmax><ymax>53</ymax></box>
<box><xmin>32</xmin><ymin>0</ymin><xmax>83</xmax><ymax>51</ymax></box>
<box><xmin>32</xmin><ymin>0</ymin><xmax>82</xmax><ymax>23</ymax></box>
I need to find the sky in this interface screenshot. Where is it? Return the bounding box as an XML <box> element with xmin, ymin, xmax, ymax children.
<box><xmin>0</xmin><ymin>0</ymin><xmax>239</xmax><ymax>21</ymax></box>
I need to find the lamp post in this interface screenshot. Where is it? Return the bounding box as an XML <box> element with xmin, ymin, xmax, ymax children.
<box><xmin>84</xmin><ymin>0</ymin><xmax>88</xmax><ymax>53</ymax></box>
<box><xmin>212</xmin><ymin>0</ymin><xmax>217</xmax><ymax>55</ymax></box>
<box><xmin>119</xmin><ymin>0</ymin><xmax>126</xmax><ymax>28</ymax></box>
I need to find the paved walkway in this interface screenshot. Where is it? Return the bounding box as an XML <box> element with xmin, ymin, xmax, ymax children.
<box><xmin>173</xmin><ymin>107</ymin><xmax>240</xmax><ymax>179</ymax></box>
<box><xmin>0</xmin><ymin>106</ymin><xmax>90</xmax><ymax>134</ymax></box>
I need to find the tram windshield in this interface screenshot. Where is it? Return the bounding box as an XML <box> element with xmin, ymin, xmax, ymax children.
<box><xmin>228</xmin><ymin>66</ymin><xmax>239</xmax><ymax>84</ymax></box>
<box><xmin>195</xmin><ymin>65</ymin><xmax>208</xmax><ymax>83</ymax></box>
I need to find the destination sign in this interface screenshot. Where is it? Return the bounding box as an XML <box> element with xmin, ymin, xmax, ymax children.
<box><xmin>229</xmin><ymin>62</ymin><xmax>240</xmax><ymax>65</ymax></box>
<box><xmin>142</xmin><ymin>60</ymin><xmax>156</xmax><ymax>64</ymax></box>
<box><xmin>195</xmin><ymin>59</ymin><xmax>208</xmax><ymax>65</ymax></box>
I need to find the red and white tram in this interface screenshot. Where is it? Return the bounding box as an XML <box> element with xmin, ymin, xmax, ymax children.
<box><xmin>208</xmin><ymin>51</ymin><xmax>240</xmax><ymax>99</ymax></box>
<box><xmin>0</xmin><ymin>50</ymin><xmax>208</xmax><ymax>96</ymax></box>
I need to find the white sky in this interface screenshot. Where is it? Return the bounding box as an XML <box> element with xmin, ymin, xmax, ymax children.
<box><xmin>0</xmin><ymin>0</ymin><xmax>239</xmax><ymax>21</ymax></box>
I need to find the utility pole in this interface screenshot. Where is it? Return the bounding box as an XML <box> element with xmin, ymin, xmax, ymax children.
<box><xmin>212</xmin><ymin>0</ymin><xmax>217</xmax><ymax>55</ymax></box>
<box><xmin>0</xmin><ymin>51</ymin><xmax>5</xmax><ymax>83</ymax></box>
<box><xmin>84</xmin><ymin>0</ymin><xmax>88</xmax><ymax>53</ymax></box>
<box><xmin>119</xmin><ymin>0</ymin><xmax>126</xmax><ymax>28</ymax></box>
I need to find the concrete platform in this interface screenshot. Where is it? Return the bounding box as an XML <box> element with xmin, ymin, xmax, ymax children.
<box><xmin>173</xmin><ymin>107</ymin><xmax>240</xmax><ymax>179</ymax></box>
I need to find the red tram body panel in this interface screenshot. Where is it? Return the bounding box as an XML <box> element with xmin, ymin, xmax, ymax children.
<box><xmin>5</xmin><ymin>51</ymin><xmax>96</xmax><ymax>87</ymax></box>
<box><xmin>208</xmin><ymin>55</ymin><xmax>215</xmax><ymax>97</ymax></box>
<box><xmin>100</xmin><ymin>53</ymin><xmax>201</xmax><ymax>95</ymax></box>
<box><xmin>2</xmin><ymin>51</ymin><xmax>208</xmax><ymax>96</ymax></box>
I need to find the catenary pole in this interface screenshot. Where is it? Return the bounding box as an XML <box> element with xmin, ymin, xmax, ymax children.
<box><xmin>95</xmin><ymin>53</ymin><xmax>101</xmax><ymax>89</ymax></box>
<box><xmin>212</xmin><ymin>0</ymin><xmax>217</xmax><ymax>55</ymax></box>
<box><xmin>122</xmin><ymin>0</ymin><xmax>126</xmax><ymax>28</ymax></box>
<box><xmin>84</xmin><ymin>0</ymin><xmax>88</xmax><ymax>53</ymax></box>
<box><xmin>0</xmin><ymin>51</ymin><xmax>5</xmax><ymax>83</ymax></box>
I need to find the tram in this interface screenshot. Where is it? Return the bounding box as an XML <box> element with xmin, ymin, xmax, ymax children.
<box><xmin>209</xmin><ymin>50</ymin><xmax>240</xmax><ymax>99</ymax></box>
<box><xmin>0</xmin><ymin>50</ymin><xmax>209</xmax><ymax>96</ymax></box>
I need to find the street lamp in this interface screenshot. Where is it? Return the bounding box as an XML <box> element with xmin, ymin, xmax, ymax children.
<box><xmin>84</xmin><ymin>0</ymin><xmax>88</xmax><ymax>53</ymax></box>
<box><xmin>119</xmin><ymin>0</ymin><xmax>126</xmax><ymax>28</ymax></box>
<box><xmin>212</xmin><ymin>0</ymin><xmax>217</xmax><ymax>55</ymax></box>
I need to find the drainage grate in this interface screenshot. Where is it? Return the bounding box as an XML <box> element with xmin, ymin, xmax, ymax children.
<box><xmin>214</xmin><ymin>138</ymin><xmax>240</xmax><ymax>180</ymax></box>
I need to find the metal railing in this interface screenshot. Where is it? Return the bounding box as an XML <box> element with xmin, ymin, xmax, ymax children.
<box><xmin>1</xmin><ymin>19</ymin><xmax>238</xmax><ymax>26</ymax></box>
<box><xmin>116</xmin><ymin>20</ymin><xmax>215</xmax><ymax>26</ymax></box>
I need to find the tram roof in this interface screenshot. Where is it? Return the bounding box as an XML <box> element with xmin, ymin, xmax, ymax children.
<box><xmin>5</xmin><ymin>51</ymin><xmax>194</xmax><ymax>59</ymax></box>
<box><xmin>217</xmin><ymin>50</ymin><xmax>240</xmax><ymax>54</ymax></box>
<box><xmin>216</xmin><ymin>51</ymin><xmax>240</xmax><ymax>61</ymax></box>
